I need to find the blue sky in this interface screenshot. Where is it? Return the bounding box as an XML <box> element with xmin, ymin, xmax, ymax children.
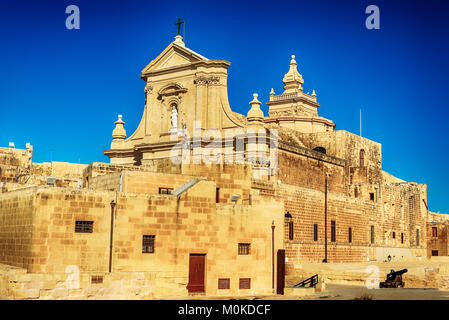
<box><xmin>0</xmin><ymin>0</ymin><xmax>448</xmax><ymax>213</ymax></box>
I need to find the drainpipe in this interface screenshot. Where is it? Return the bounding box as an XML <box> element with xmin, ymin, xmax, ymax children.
<box><xmin>109</xmin><ymin>200</ymin><xmax>116</xmax><ymax>273</ymax></box>
<box><xmin>271</xmin><ymin>220</ymin><xmax>275</xmax><ymax>293</ymax></box>
<box><xmin>323</xmin><ymin>174</ymin><xmax>328</xmax><ymax>263</ymax></box>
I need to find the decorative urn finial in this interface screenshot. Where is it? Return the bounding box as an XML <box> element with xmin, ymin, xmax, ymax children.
<box><xmin>269</xmin><ymin>88</ymin><xmax>275</xmax><ymax>101</ymax></box>
<box><xmin>247</xmin><ymin>93</ymin><xmax>265</xmax><ymax>124</ymax></box>
<box><xmin>112</xmin><ymin>115</ymin><xmax>127</xmax><ymax>140</ymax></box>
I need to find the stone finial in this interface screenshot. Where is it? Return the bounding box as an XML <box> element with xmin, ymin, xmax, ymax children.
<box><xmin>173</xmin><ymin>34</ymin><xmax>185</xmax><ymax>47</ymax></box>
<box><xmin>112</xmin><ymin>115</ymin><xmax>127</xmax><ymax>140</ymax></box>
<box><xmin>269</xmin><ymin>88</ymin><xmax>275</xmax><ymax>101</ymax></box>
<box><xmin>312</xmin><ymin>89</ymin><xmax>316</xmax><ymax>97</ymax></box>
<box><xmin>247</xmin><ymin>93</ymin><xmax>264</xmax><ymax>122</ymax></box>
<box><xmin>282</xmin><ymin>54</ymin><xmax>304</xmax><ymax>94</ymax></box>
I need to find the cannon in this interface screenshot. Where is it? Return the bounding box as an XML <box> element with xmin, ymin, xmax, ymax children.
<box><xmin>379</xmin><ymin>269</ymin><xmax>408</xmax><ymax>288</ymax></box>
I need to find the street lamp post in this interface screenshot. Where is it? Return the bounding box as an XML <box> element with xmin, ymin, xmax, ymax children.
<box><xmin>271</xmin><ymin>220</ymin><xmax>275</xmax><ymax>292</ymax></box>
<box><xmin>109</xmin><ymin>200</ymin><xmax>116</xmax><ymax>273</ymax></box>
<box><xmin>323</xmin><ymin>174</ymin><xmax>328</xmax><ymax>263</ymax></box>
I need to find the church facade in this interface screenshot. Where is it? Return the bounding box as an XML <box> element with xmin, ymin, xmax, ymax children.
<box><xmin>0</xmin><ymin>34</ymin><xmax>445</xmax><ymax>299</ymax></box>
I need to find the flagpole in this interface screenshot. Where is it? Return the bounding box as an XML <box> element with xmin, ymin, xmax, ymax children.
<box><xmin>360</xmin><ymin>108</ymin><xmax>362</xmax><ymax>137</ymax></box>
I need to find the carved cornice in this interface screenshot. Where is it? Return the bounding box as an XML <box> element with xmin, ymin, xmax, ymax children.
<box><xmin>267</xmin><ymin>95</ymin><xmax>320</xmax><ymax>108</ymax></box>
<box><xmin>264</xmin><ymin>115</ymin><xmax>335</xmax><ymax>128</ymax></box>
<box><xmin>194</xmin><ymin>76</ymin><xmax>220</xmax><ymax>86</ymax></box>
<box><xmin>141</xmin><ymin>60</ymin><xmax>231</xmax><ymax>78</ymax></box>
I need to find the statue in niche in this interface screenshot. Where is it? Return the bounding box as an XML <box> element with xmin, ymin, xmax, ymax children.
<box><xmin>170</xmin><ymin>104</ymin><xmax>178</xmax><ymax>132</ymax></box>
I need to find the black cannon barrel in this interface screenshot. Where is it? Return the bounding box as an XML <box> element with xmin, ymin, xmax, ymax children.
<box><xmin>390</xmin><ymin>268</ymin><xmax>408</xmax><ymax>276</ymax></box>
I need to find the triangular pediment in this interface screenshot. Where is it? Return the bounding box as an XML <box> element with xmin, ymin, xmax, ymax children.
<box><xmin>141</xmin><ymin>42</ymin><xmax>209</xmax><ymax>75</ymax></box>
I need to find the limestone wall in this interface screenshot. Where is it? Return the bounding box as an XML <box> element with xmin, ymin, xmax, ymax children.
<box><xmin>279</xmin><ymin>183</ymin><xmax>378</xmax><ymax>263</ymax></box>
<box><xmin>0</xmin><ymin>147</ymin><xmax>30</xmax><ymax>167</ymax></box>
<box><xmin>298</xmin><ymin>130</ymin><xmax>383</xmax><ymax>185</ymax></box>
<box><xmin>32</xmin><ymin>162</ymin><xmax>87</xmax><ymax>179</ymax></box>
<box><xmin>0</xmin><ymin>264</ymin><xmax>183</xmax><ymax>300</ymax></box>
<box><xmin>122</xmin><ymin>171</ymin><xmax>195</xmax><ymax>194</ymax></box>
<box><xmin>427</xmin><ymin>222</ymin><xmax>448</xmax><ymax>257</ymax></box>
<box><xmin>181</xmin><ymin>163</ymin><xmax>253</xmax><ymax>204</ymax></box>
<box><xmin>277</xmin><ymin>150</ymin><xmax>346</xmax><ymax>194</ymax></box>
<box><xmin>89</xmin><ymin>172</ymin><xmax>122</xmax><ymax>191</ymax></box>
<box><xmin>0</xmin><ymin>177</ymin><xmax>284</xmax><ymax>297</ymax></box>
<box><xmin>0</xmin><ymin>187</ymin><xmax>37</xmax><ymax>270</ymax></box>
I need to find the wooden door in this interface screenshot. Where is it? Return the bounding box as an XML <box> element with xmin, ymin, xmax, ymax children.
<box><xmin>277</xmin><ymin>249</ymin><xmax>285</xmax><ymax>295</ymax></box>
<box><xmin>187</xmin><ymin>254</ymin><xmax>205</xmax><ymax>293</ymax></box>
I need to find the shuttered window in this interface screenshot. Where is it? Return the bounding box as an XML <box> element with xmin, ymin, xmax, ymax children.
<box><xmin>239</xmin><ymin>278</ymin><xmax>251</xmax><ymax>289</ymax></box>
<box><xmin>218</xmin><ymin>278</ymin><xmax>230</xmax><ymax>289</ymax></box>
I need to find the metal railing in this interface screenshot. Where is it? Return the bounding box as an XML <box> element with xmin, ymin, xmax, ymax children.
<box><xmin>293</xmin><ymin>274</ymin><xmax>319</xmax><ymax>288</ymax></box>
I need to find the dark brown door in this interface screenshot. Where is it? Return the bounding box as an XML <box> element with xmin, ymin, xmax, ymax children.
<box><xmin>277</xmin><ymin>249</ymin><xmax>285</xmax><ymax>295</ymax></box>
<box><xmin>187</xmin><ymin>254</ymin><xmax>205</xmax><ymax>293</ymax></box>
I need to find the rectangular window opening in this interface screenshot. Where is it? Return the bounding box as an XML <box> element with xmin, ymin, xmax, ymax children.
<box><xmin>75</xmin><ymin>221</ymin><xmax>93</xmax><ymax>233</ymax></box>
<box><xmin>348</xmin><ymin>227</ymin><xmax>352</xmax><ymax>243</ymax></box>
<box><xmin>331</xmin><ymin>220</ymin><xmax>336</xmax><ymax>242</ymax></box>
<box><xmin>432</xmin><ymin>227</ymin><xmax>438</xmax><ymax>237</ymax></box>
<box><xmin>238</xmin><ymin>243</ymin><xmax>250</xmax><ymax>255</ymax></box>
<box><xmin>314</xmin><ymin>224</ymin><xmax>318</xmax><ymax>242</ymax></box>
<box><xmin>158</xmin><ymin>187</ymin><xmax>173</xmax><ymax>195</ymax></box>
<box><xmin>218</xmin><ymin>278</ymin><xmax>230</xmax><ymax>289</ymax></box>
<box><xmin>288</xmin><ymin>221</ymin><xmax>294</xmax><ymax>240</ymax></box>
<box><xmin>142</xmin><ymin>235</ymin><xmax>155</xmax><ymax>253</ymax></box>
<box><xmin>239</xmin><ymin>278</ymin><xmax>251</xmax><ymax>289</ymax></box>
<box><xmin>91</xmin><ymin>275</ymin><xmax>103</xmax><ymax>284</ymax></box>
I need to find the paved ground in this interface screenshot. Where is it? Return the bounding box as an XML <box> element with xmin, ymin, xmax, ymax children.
<box><xmin>284</xmin><ymin>284</ymin><xmax>449</xmax><ymax>300</ymax></box>
<box><xmin>166</xmin><ymin>284</ymin><xmax>449</xmax><ymax>300</ymax></box>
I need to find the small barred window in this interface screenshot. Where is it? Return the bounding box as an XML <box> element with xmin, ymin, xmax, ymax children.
<box><xmin>75</xmin><ymin>221</ymin><xmax>93</xmax><ymax>233</ymax></box>
<box><xmin>158</xmin><ymin>187</ymin><xmax>173</xmax><ymax>195</ymax></box>
<box><xmin>142</xmin><ymin>235</ymin><xmax>155</xmax><ymax>253</ymax></box>
<box><xmin>238</xmin><ymin>243</ymin><xmax>250</xmax><ymax>255</ymax></box>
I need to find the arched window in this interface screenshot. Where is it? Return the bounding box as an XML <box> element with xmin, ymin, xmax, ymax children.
<box><xmin>360</xmin><ymin>149</ymin><xmax>365</xmax><ymax>167</ymax></box>
<box><xmin>313</xmin><ymin>146</ymin><xmax>326</xmax><ymax>154</ymax></box>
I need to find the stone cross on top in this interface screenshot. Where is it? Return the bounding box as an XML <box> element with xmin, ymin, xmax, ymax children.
<box><xmin>174</xmin><ymin>18</ymin><xmax>184</xmax><ymax>36</ymax></box>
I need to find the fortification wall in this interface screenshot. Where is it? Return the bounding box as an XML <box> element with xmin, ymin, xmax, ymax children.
<box><xmin>277</xmin><ymin>150</ymin><xmax>346</xmax><ymax>194</ymax></box>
